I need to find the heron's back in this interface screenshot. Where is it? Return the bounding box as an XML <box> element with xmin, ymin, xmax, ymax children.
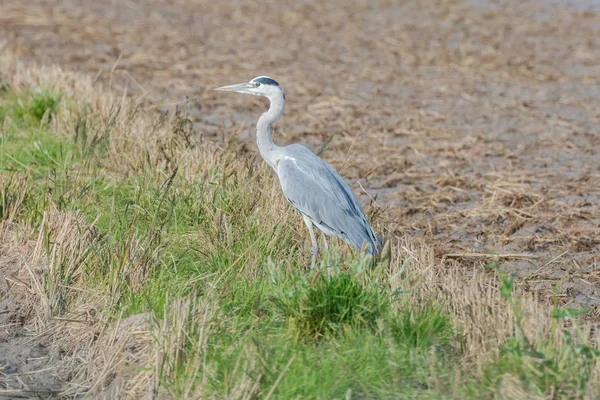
<box><xmin>276</xmin><ymin>144</ymin><xmax>379</xmax><ymax>254</ymax></box>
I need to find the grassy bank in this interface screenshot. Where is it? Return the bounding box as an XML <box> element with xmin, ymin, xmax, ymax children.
<box><xmin>0</xmin><ymin>56</ymin><xmax>598</xmax><ymax>399</ymax></box>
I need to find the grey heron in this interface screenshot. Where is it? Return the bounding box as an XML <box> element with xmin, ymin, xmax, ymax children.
<box><xmin>214</xmin><ymin>76</ymin><xmax>380</xmax><ymax>265</ymax></box>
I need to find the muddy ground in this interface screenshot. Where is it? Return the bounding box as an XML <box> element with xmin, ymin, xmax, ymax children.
<box><xmin>1</xmin><ymin>0</ymin><xmax>599</xmax><ymax>309</ymax></box>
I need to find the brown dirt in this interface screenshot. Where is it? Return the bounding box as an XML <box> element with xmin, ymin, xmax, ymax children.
<box><xmin>1</xmin><ymin>0</ymin><xmax>599</xmax><ymax>318</ymax></box>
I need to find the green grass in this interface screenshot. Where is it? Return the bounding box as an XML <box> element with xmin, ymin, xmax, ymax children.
<box><xmin>1</xmin><ymin>86</ymin><xmax>598</xmax><ymax>399</ymax></box>
<box><xmin>0</xmin><ymin>88</ymin><xmax>59</xmax><ymax>126</ymax></box>
<box><xmin>0</xmin><ymin>89</ymin><xmax>69</xmax><ymax>173</ymax></box>
<box><xmin>271</xmin><ymin>270</ymin><xmax>391</xmax><ymax>340</ymax></box>
<box><xmin>157</xmin><ymin>264</ymin><xmax>457</xmax><ymax>398</ymax></box>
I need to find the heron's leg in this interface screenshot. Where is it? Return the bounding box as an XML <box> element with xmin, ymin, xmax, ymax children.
<box><xmin>322</xmin><ymin>235</ymin><xmax>332</xmax><ymax>280</ymax></box>
<box><xmin>302</xmin><ymin>215</ymin><xmax>319</xmax><ymax>268</ymax></box>
<box><xmin>322</xmin><ymin>235</ymin><xmax>329</xmax><ymax>252</ymax></box>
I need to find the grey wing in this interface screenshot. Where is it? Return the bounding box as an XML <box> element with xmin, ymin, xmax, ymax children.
<box><xmin>277</xmin><ymin>145</ymin><xmax>379</xmax><ymax>254</ymax></box>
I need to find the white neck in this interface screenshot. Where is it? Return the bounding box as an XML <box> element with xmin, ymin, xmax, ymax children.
<box><xmin>256</xmin><ymin>91</ymin><xmax>285</xmax><ymax>169</ymax></box>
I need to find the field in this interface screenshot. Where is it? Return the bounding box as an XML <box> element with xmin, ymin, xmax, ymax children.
<box><xmin>1</xmin><ymin>0</ymin><xmax>599</xmax><ymax>398</ymax></box>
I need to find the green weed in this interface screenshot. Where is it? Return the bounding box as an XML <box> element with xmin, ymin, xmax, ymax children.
<box><xmin>272</xmin><ymin>270</ymin><xmax>389</xmax><ymax>340</ymax></box>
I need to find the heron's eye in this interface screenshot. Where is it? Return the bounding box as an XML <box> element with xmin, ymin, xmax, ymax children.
<box><xmin>254</xmin><ymin>82</ymin><xmax>261</xmax><ymax>87</ymax></box>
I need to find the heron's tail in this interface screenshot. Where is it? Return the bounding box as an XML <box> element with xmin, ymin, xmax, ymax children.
<box><xmin>368</xmin><ymin>236</ymin><xmax>383</xmax><ymax>255</ymax></box>
<box><xmin>354</xmin><ymin>225</ymin><xmax>380</xmax><ymax>255</ymax></box>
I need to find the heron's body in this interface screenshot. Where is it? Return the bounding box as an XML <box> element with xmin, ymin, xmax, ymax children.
<box><xmin>277</xmin><ymin>144</ymin><xmax>379</xmax><ymax>253</ymax></box>
<box><xmin>215</xmin><ymin>76</ymin><xmax>379</xmax><ymax>264</ymax></box>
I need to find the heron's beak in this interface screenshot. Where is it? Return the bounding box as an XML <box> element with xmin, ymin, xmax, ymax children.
<box><xmin>213</xmin><ymin>82</ymin><xmax>255</xmax><ymax>94</ymax></box>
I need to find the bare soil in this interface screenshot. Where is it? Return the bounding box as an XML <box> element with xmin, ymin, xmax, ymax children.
<box><xmin>0</xmin><ymin>1</ymin><xmax>599</xmax><ymax>391</ymax></box>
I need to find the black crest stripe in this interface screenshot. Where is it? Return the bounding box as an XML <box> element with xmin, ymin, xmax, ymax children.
<box><xmin>254</xmin><ymin>77</ymin><xmax>280</xmax><ymax>86</ymax></box>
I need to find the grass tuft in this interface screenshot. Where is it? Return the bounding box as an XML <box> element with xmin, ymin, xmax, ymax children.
<box><xmin>0</xmin><ymin>89</ymin><xmax>61</xmax><ymax>127</ymax></box>
<box><xmin>273</xmin><ymin>269</ymin><xmax>390</xmax><ymax>340</ymax></box>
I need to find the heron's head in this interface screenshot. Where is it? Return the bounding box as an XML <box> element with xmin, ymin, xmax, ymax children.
<box><xmin>214</xmin><ymin>76</ymin><xmax>285</xmax><ymax>100</ymax></box>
